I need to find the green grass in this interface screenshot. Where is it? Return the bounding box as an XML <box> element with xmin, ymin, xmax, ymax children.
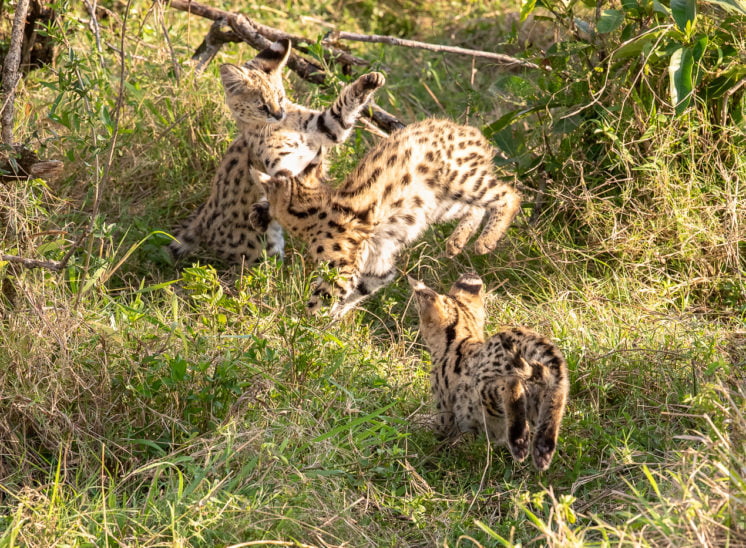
<box><xmin>1</xmin><ymin>1</ymin><xmax>745</xmax><ymax>546</ymax></box>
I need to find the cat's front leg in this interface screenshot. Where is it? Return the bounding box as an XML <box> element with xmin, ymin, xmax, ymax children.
<box><xmin>328</xmin><ymin>268</ymin><xmax>397</xmax><ymax>319</ymax></box>
<box><xmin>316</xmin><ymin>72</ymin><xmax>386</xmax><ymax>145</ymax></box>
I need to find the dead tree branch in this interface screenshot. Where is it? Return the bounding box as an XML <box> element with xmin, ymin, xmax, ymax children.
<box><xmin>168</xmin><ymin>0</ymin><xmax>367</xmax><ymax>68</ymax></box>
<box><xmin>324</xmin><ymin>31</ymin><xmax>545</xmax><ymax>71</ymax></box>
<box><xmin>1</xmin><ymin>0</ymin><xmax>30</xmax><ymax>145</ymax></box>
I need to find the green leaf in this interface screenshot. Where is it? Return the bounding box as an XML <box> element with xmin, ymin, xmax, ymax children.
<box><xmin>669</xmin><ymin>46</ymin><xmax>694</xmax><ymax>115</ymax></box>
<box><xmin>701</xmin><ymin>0</ymin><xmax>746</xmax><ymax>14</ymax></box>
<box><xmin>520</xmin><ymin>0</ymin><xmax>538</xmax><ymax>21</ymax></box>
<box><xmin>671</xmin><ymin>0</ymin><xmax>696</xmax><ymax>31</ymax></box>
<box><xmin>597</xmin><ymin>9</ymin><xmax>625</xmax><ymax>33</ymax></box>
<box><xmin>653</xmin><ymin>0</ymin><xmax>671</xmax><ymax>14</ymax></box>
<box><xmin>613</xmin><ymin>29</ymin><xmax>664</xmax><ymax>59</ymax></box>
<box><xmin>484</xmin><ymin>108</ymin><xmax>540</xmax><ymax>137</ymax></box>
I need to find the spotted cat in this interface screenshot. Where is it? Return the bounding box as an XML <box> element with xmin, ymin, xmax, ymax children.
<box><xmin>408</xmin><ymin>273</ymin><xmax>569</xmax><ymax>471</ymax></box>
<box><xmin>257</xmin><ymin>118</ymin><xmax>521</xmax><ymax>317</ymax></box>
<box><xmin>168</xmin><ymin>39</ymin><xmax>385</xmax><ymax>264</ymax></box>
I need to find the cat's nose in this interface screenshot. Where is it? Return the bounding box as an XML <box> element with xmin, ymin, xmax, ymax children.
<box><xmin>272</xmin><ymin>108</ymin><xmax>285</xmax><ymax>121</ymax></box>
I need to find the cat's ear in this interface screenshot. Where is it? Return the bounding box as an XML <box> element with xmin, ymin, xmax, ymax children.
<box><xmin>250</xmin><ymin>39</ymin><xmax>292</xmax><ymax>74</ymax></box>
<box><xmin>408</xmin><ymin>277</ymin><xmax>445</xmax><ymax>318</ymax></box>
<box><xmin>450</xmin><ymin>272</ymin><xmax>485</xmax><ymax>328</ymax></box>
<box><xmin>449</xmin><ymin>272</ymin><xmax>483</xmax><ymax>298</ymax></box>
<box><xmin>407</xmin><ymin>276</ymin><xmax>431</xmax><ymax>293</ymax></box>
<box><xmin>219</xmin><ymin>64</ymin><xmax>248</xmax><ymax>94</ymax></box>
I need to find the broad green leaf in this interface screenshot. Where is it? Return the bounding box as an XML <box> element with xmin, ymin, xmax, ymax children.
<box><xmin>621</xmin><ymin>0</ymin><xmax>640</xmax><ymax>12</ymax></box>
<box><xmin>520</xmin><ymin>0</ymin><xmax>538</xmax><ymax>21</ymax></box>
<box><xmin>597</xmin><ymin>9</ymin><xmax>625</xmax><ymax>33</ymax></box>
<box><xmin>613</xmin><ymin>29</ymin><xmax>664</xmax><ymax>59</ymax></box>
<box><xmin>669</xmin><ymin>46</ymin><xmax>694</xmax><ymax>115</ymax></box>
<box><xmin>653</xmin><ymin>0</ymin><xmax>671</xmax><ymax>14</ymax></box>
<box><xmin>671</xmin><ymin>0</ymin><xmax>696</xmax><ymax>31</ymax></box>
<box><xmin>701</xmin><ymin>0</ymin><xmax>746</xmax><ymax>14</ymax></box>
<box><xmin>692</xmin><ymin>35</ymin><xmax>708</xmax><ymax>62</ymax></box>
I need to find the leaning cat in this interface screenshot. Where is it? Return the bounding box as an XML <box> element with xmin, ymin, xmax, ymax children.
<box><xmin>168</xmin><ymin>39</ymin><xmax>385</xmax><ymax>264</ymax></box>
<box><xmin>256</xmin><ymin>118</ymin><xmax>521</xmax><ymax>317</ymax></box>
<box><xmin>409</xmin><ymin>273</ymin><xmax>569</xmax><ymax>471</ymax></box>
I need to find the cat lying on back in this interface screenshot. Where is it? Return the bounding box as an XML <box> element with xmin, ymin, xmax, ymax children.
<box><xmin>255</xmin><ymin>118</ymin><xmax>521</xmax><ymax>317</ymax></box>
<box><xmin>409</xmin><ymin>273</ymin><xmax>569</xmax><ymax>471</ymax></box>
<box><xmin>168</xmin><ymin>39</ymin><xmax>385</xmax><ymax>264</ymax></box>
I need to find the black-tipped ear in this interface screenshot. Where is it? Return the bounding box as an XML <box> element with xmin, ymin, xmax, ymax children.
<box><xmin>219</xmin><ymin>64</ymin><xmax>247</xmax><ymax>93</ymax></box>
<box><xmin>451</xmin><ymin>272</ymin><xmax>483</xmax><ymax>296</ymax></box>
<box><xmin>250</xmin><ymin>39</ymin><xmax>291</xmax><ymax>74</ymax></box>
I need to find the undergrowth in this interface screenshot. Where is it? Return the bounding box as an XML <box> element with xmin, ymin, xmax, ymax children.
<box><xmin>1</xmin><ymin>0</ymin><xmax>744</xmax><ymax>546</ymax></box>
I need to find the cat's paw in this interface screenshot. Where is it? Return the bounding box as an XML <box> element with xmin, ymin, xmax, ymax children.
<box><xmin>509</xmin><ymin>436</ymin><xmax>529</xmax><ymax>463</ymax></box>
<box><xmin>354</xmin><ymin>72</ymin><xmax>386</xmax><ymax>95</ymax></box>
<box><xmin>248</xmin><ymin>201</ymin><xmax>272</xmax><ymax>232</ymax></box>
<box><xmin>473</xmin><ymin>239</ymin><xmax>496</xmax><ymax>255</ymax></box>
<box><xmin>445</xmin><ymin>238</ymin><xmax>467</xmax><ymax>258</ymax></box>
<box><xmin>508</xmin><ymin>422</ymin><xmax>530</xmax><ymax>462</ymax></box>
<box><xmin>532</xmin><ymin>433</ymin><xmax>556</xmax><ymax>471</ymax></box>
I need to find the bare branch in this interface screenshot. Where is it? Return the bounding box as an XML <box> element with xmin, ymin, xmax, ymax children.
<box><xmin>324</xmin><ymin>31</ymin><xmax>545</xmax><ymax>71</ymax></box>
<box><xmin>228</xmin><ymin>14</ymin><xmax>326</xmax><ymax>84</ymax></box>
<box><xmin>167</xmin><ymin>0</ymin><xmax>367</xmax><ymax>67</ymax></box>
<box><xmin>1</xmin><ymin>253</ymin><xmax>65</xmax><ymax>271</ymax></box>
<box><xmin>1</xmin><ymin>0</ymin><xmax>30</xmax><ymax>145</ymax></box>
<box><xmin>191</xmin><ymin>19</ymin><xmax>238</xmax><ymax>72</ymax></box>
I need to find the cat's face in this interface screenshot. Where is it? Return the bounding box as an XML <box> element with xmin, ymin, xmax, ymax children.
<box><xmin>220</xmin><ymin>39</ymin><xmax>291</xmax><ymax>125</ymax></box>
<box><xmin>260</xmin><ymin>167</ymin><xmax>325</xmax><ymax>229</ymax></box>
<box><xmin>408</xmin><ymin>273</ymin><xmax>486</xmax><ymax>349</ymax></box>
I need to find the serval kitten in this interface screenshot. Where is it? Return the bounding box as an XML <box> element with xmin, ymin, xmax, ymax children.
<box><xmin>408</xmin><ymin>273</ymin><xmax>569</xmax><ymax>471</ymax></box>
<box><xmin>168</xmin><ymin>39</ymin><xmax>385</xmax><ymax>264</ymax></box>
<box><xmin>257</xmin><ymin>118</ymin><xmax>521</xmax><ymax>317</ymax></box>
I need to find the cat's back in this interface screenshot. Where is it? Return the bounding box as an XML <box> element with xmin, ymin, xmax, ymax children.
<box><xmin>337</xmin><ymin>118</ymin><xmax>492</xmax><ymax>201</ymax></box>
<box><xmin>476</xmin><ymin>328</ymin><xmax>567</xmax><ymax>383</ymax></box>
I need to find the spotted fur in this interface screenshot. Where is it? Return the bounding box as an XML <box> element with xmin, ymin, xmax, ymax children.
<box><xmin>408</xmin><ymin>273</ymin><xmax>569</xmax><ymax>471</ymax></box>
<box><xmin>168</xmin><ymin>39</ymin><xmax>385</xmax><ymax>264</ymax></box>
<box><xmin>258</xmin><ymin>118</ymin><xmax>521</xmax><ymax>317</ymax></box>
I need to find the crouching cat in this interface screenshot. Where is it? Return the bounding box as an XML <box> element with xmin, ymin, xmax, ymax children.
<box><xmin>409</xmin><ymin>273</ymin><xmax>569</xmax><ymax>471</ymax></box>
<box><xmin>255</xmin><ymin>118</ymin><xmax>521</xmax><ymax>317</ymax></box>
<box><xmin>168</xmin><ymin>38</ymin><xmax>385</xmax><ymax>264</ymax></box>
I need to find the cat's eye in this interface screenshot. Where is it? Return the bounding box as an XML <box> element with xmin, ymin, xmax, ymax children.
<box><xmin>259</xmin><ymin>105</ymin><xmax>270</xmax><ymax>115</ymax></box>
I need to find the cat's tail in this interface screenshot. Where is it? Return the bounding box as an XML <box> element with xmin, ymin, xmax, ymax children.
<box><xmin>167</xmin><ymin>205</ymin><xmax>204</xmax><ymax>260</ymax></box>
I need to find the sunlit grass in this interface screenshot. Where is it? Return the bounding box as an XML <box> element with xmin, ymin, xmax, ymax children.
<box><xmin>1</xmin><ymin>1</ymin><xmax>744</xmax><ymax>546</ymax></box>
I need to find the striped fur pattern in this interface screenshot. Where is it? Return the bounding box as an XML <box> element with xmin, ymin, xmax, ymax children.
<box><xmin>258</xmin><ymin>118</ymin><xmax>521</xmax><ymax>317</ymax></box>
<box><xmin>409</xmin><ymin>273</ymin><xmax>569</xmax><ymax>471</ymax></box>
<box><xmin>168</xmin><ymin>39</ymin><xmax>385</xmax><ymax>264</ymax></box>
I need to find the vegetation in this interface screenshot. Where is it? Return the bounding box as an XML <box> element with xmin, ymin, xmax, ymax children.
<box><xmin>1</xmin><ymin>0</ymin><xmax>744</xmax><ymax>546</ymax></box>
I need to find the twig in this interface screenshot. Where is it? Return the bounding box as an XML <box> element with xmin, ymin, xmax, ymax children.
<box><xmin>1</xmin><ymin>254</ymin><xmax>65</xmax><ymax>271</ymax></box>
<box><xmin>1</xmin><ymin>0</ymin><xmax>30</xmax><ymax>145</ymax></box>
<box><xmin>325</xmin><ymin>30</ymin><xmax>546</xmax><ymax>71</ymax></box>
<box><xmin>74</xmin><ymin>0</ymin><xmax>132</xmax><ymax>301</ymax></box>
<box><xmin>155</xmin><ymin>1</ymin><xmax>181</xmax><ymax>81</ymax></box>
<box><xmin>82</xmin><ymin>0</ymin><xmax>106</xmax><ymax>68</ymax></box>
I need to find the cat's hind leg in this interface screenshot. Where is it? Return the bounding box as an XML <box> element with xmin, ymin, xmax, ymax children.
<box><xmin>445</xmin><ymin>207</ymin><xmax>485</xmax><ymax>257</ymax></box>
<box><xmin>531</xmin><ymin>378</ymin><xmax>568</xmax><ymax>471</ymax></box>
<box><xmin>473</xmin><ymin>181</ymin><xmax>521</xmax><ymax>255</ymax></box>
